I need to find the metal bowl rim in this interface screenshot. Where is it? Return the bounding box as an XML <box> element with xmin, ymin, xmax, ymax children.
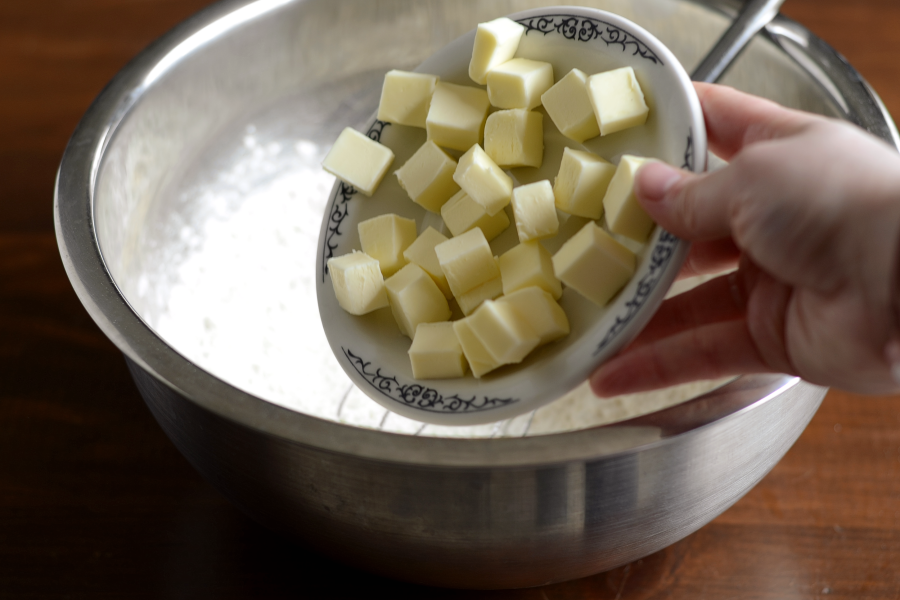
<box><xmin>54</xmin><ymin>0</ymin><xmax>877</xmax><ymax>467</ymax></box>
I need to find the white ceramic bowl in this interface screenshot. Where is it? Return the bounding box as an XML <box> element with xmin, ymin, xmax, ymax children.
<box><xmin>316</xmin><ymin>6</ymin><xmax>706</xmax><ymax>426</ymax></box>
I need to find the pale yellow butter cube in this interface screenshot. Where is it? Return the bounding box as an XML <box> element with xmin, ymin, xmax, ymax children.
<box><xmin>540</xmin><ymin>69</ymin><xmax>599</xmax><ymax>143</ymax></box>
<box><xmin>453</xmin><ymin>144</ymin><xmax>513</xmax><ymax>216</ymax></box>
<box><xmin>486</xmin><ymin>58</ymin><xmax>554</xmax><ymax>110</ymax></box>
<box><xmin>453</xmin><ymin>318</ymin><xmax>503</xmax><ymax>378</ymax></box>
<box><xmin>327</xmin><ymin>251</ymin><xmax>389</xmax><ymax>315</ymax></box>
<box><xmin>358</xmin><ymin>213</ymin><xmax>417</xmax><ymax>277</ymax></box>
<box><xmin>603</xmin><ymin>155</ymin><xmax>656</xmax><ymax>242</ymax></box>
<box><xmin>468</xmin><ymin>300</ymin><xmax>540</xmax><ymax>364</ymax></box>
<box><xmin>322</xmin><ymin>127</ymin><xmax>395</xmax><ymax>196</ymax></box>
<box><xmin>552</xmin><ymin>221</ymin><xmax>636</xmax><ymax>306</ymax></box>
<box><xmin>511</xmin><ymin>180</ymin><xmax>559</xmax><ymax>243</ymax></box>
<box><xmin>553</xmin><ymin>147</ymin><xmax>617</xmax><ymax>219</ymax></box>
<box><xmin>402</xmin><ymin>227</ymin><xmax>453</xmax><ymax>299</ymax></box>
<box><xmin>484</xmin><ymin>109</ymin><xmax>543</xmax><ymax>169</ymax></box>
<box><xmin>384</xmin><ymin>263</ymin><xmax>452</xmax><ymax>338</ymax></box>
<box><xmin>499</xmin><ymin>241</ymin><xmax>562</xmax><ymax>299</ymax></box>
<box><xmin>408</xmin><ymin>322</ymin><xmax>467</xmax><ymax>379</ymax></box>
<box><xmin>426</xmin><ymin>82</ymin><xmax>491</xmax><ymax>152</ymax></box>
<box><xmin>377</xmin><ymin>70</ymin><xmax>439</xmax><ymax>128</ymax></box>
<box><xmin>440</xmin><ymin>189</ymin><xmax>510</xmax><ymax>242</ymax></box>
<box><xmin>497</xmin><ymin>286</ymin><xmax>569</xmax><ymax>345</ymax></box>
<box><xmin>395</xmin><ymin>140</ymin><xmax>460</xmax><ymax>213</ymax></box>
<box><xmin>587</xmin><ymin>67</ymin><xmax>649</xmax><ymax>136</ymax></box>
<box><xmin>456</xmin><ymin>260</ymin><xmax>503</xmax><ymax>316</ymax></box>
<box><xmin>468</xmin><ymin>17</ymin><xmax>526</xmax><ymax>85</ymax></box>
<box><xmin>434</xmin><ymin>227</ymin><xmax>500</xmax><ymax>298</ymax></box>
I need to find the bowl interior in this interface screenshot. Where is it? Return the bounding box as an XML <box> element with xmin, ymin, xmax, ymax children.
<box><xmin>91</xmin><ymin>0</ymin><xmax>850</xmax><ymax>437</ymax></box>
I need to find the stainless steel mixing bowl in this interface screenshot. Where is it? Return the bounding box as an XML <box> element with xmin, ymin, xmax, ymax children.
<box><xmin>54</xmin><ymin>0</ymin><xmax>895</xmax><ymax>589</ymax></box>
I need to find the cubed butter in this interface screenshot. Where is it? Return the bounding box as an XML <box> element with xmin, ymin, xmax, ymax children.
<box><xmin>322</xmin><ymin>127</ymin><xmax>395</xmax><ymax>196</ymax></box>
<box><xmin>486</xmin><ymin>58</ymin><xmax>554</xmax><ymax>110</ymax></box>
<box><xmin>402</xmin><ymin>227</ymin><xmax>453</xmax><ymax>299</ymax></box>
<box><xmin>327</xmin><ymin>251</ymin><xmax>389</xmax><ymax>315</ymax></box>
<box><xmin>483</xmin><ymin>109</ymin><xmax>543</xmax><ymax>169</ymax></box>
<box><xmin>408</xmin><ymin>322</ymin><xmax>467</xmax><ymax>379</ymax></box>
<box><xmin>453</xmin><ymin>144</ymin><xmax>513</xmax><ymax>216</ymax></box>
<box><xmin>395</xmin><ymin>140</ymin><xmax>460</xmax><ymax>213</ymax></box>
<box><xmin>377</xmin><ymin>70</ymin><xmax>439</xmax><ymax>128</ymax></box>
<box><xmin>358</xmin><ymin>213</ymin><xmax>417</xmax><ymax>277</ymax></box>
<box><xmin>468</xmin><ymin>300</ymin><xmax>540</xmax><ymax>364</ymax></box>
<box><xmin>453</xmin><ymin>318</ymin><xmax>503</xmax><ymax>378</ymax></box>
<box><xmin>587</xmin><ymin>67</ymin><xmax>649</xmax><ymax>136</ymax></box>
<box><xmin>426</xmin><ymin>82</ymin><xmax>491</xmax><ymax>152</ymax></box>
<box><xmin>434</xmin><ymin>227</ymin><xmax>500</xmax><ymax>298</ymax></box>
<box><xmin>384</xmin><ymin>263</ymin><xmax>452</xmax><ymax>338</ymax></box>
<box><xmin>603</xmin><ymin>155</ymin><xmax>656</xmax><ymax>242</ymax></box>
<box><xmin>540</xmin><ymin>69</ymin><xmax>599</xmax><ymax>143</ymax></box>
<box><xmin>499</xmin><ymin>240</ymin><xmax>562</xmax><ymax>299</ymax></box>
<box><xmin>552</xmin><ymin>221</ymin><xmax>636</xmax><ymax>306</ymax></box>
<box><xmin>456</xmin><ymin>259</ymin><xmax>503</xmax><ymax>316</ymax></box>
<box><xmin>440</xmin><ymin>189</ymin><xmax>510</xmax><ymax>242</ymax></box>
<box><xmin>497</xmin><ymin>286</ymin><xmax>569</xmax><ymax>345</ymax></box>
<box><xmin>553</xmin><ymin>147</ymin><xmax>617</xmax><ymax>219</ymax></box>
<box><xmin>468</xmin><ymin>17</ymin><xmax>526</xmax><ymax>85</ymax></box>
<box><xmin>511</xmin><ymin>180</ymin><xmax>559</xmax><ymax>243</ymax></box>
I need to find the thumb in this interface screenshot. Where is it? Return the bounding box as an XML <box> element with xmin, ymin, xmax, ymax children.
<box><xmin>634</xmin><ymin>161</ymin><xmax>737</xmax><ymax>241</ymax></box>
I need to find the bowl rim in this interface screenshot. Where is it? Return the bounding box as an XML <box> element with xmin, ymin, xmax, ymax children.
<box><xmin>54</xmin><ymin>0</ymin><xmax>888</xmax><ymax>467</ymax></box>
<box><xmin>315</xmin><ymin>4</ymin><xmax>706</xmax><ymax>426</ymax></box>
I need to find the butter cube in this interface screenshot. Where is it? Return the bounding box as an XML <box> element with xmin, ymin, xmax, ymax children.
<box><xmin>468</xmin><ymin>300</ymin><xmax>540</xmax><ymax>364</ymax></box>
<box><xmin>484</xmin><ymin>109</ymin><xmax>543</xmax><ymax>169</ymax></box>
<box><xmin>587</xmin><ymin>67</ymin><xmax>649</xmax><ymax>136</ymax></box>
<box><xmin>358</xmin><ymin>213</ymin><xmax>417</xmax><ymax>277</ymax></box>
<box><xmin>499</xmin><ymin>240</ymin><xmax>562</xmax><ymax>299</ymax></box>
<box><xmin>456</xmin><ymin>259</ymin><xmax>503</xmax><ymax>316</ymax></box>
<box><xmin>409</xmin><ymin>322</ymin><xmax>467</xmax><ymax>379</ymax></box>
<box><xmin>440</xmin><ymin>189</ymin><xmax>510</xmax><ymax>242</ymax></box>
<box><xmin>540</xmin><ymin>69</ymin><xmax>599</xmax><ymax>143</ymax></box>
<box><xmin>553</xmin><ymin>147</ymin><xmax>617</xmax><ymax>219</ymax></box>
<box><xmin>453</xmin><ymin>318</ymin><xmax>503</xmax><ymax>378</ymax></box>
<box><xmin>453</xmin><ymin>144</ymin><xmax>513</xmax><ymax>216</ymax></box>
<box><xmin>426</xmin><ymin>82</ymin><xmax>491</xmax><ymax>152</ymax></box>
<box><xmin>384</xmin><ymin>263</ymin><xmax>452</xmax><ymax>338</ymax></box>
<box><xmin>603</xmin><ymin>155</ymin><xmax>656</xmax><ymax>242</ymax></box>
<box><xmin>468</xmin><ymin>17</ymin><xmax>526</xmax><ymax>85</ymax></box>
<box><xmin>327</xmin><ymin>251</ymin><xmax>389</xmax><ymax>315</ymax></box>
<box><xmin>402</xmin><ymin>227</ymin><xmax>453</xmax><ymax>299</ymax></box>
<box><xmin>497</xmin><ymin>286</ymin><xmax>569</xmax><ymax>345</ymax></box>
<box><xmin>486</xmin><ymin>58</ymin><xmax>554</xmax><ymax>110</ymax></box>
<box><xmin>322</xmin><ymin>127</ymin><xmax>395</xmax><ymax>196</ymax></box>
<box><xmin>395</xmin><ymin>140</ymin><xmax>460</xmax><ymax>213</ymax></box>
<box><xmin>511</xmin><ymin>180</ymin><xmax>559</xmax><ymax>243</ymax></box>
<box><xmin>377</xmin><ymin>70</ymin><xmax>439</xmax><ymax>128</ymax></box>
<box><xmin>552</xmin><ymin>221</ymin><xmax>636</xmax><ymax>306</ymax></box>
<box><xmin>434</xmin><ymin>227</ymin><xmax>500</xmax><ymax>298</ymax></box>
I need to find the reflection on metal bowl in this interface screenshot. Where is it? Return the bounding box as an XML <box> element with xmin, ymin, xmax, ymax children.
<box><xmin>55</xmin><ymin>0</ymin><xmax>893</xmax><ymax>589</ymax></box>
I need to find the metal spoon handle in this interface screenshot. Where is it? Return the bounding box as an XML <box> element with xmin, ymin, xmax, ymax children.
<box><xmin>691</xmin><ymin>0</ymin><xmax>786</xmax><ymax>83</ymax></box>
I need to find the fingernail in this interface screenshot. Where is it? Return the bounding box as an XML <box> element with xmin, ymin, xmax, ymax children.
<box><xmin>636</xmin><ymin>162</ymin><xmax>683</xmax><ymax>203</ymax></box>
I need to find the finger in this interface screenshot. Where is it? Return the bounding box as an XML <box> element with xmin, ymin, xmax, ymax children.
<box><xmin>677</xmin><ymin>238</ymin><xmax>740</xmax><ymax>280</ymax></box>
<box><xmin>693</xmin><ymin>83</ymin><xmax>817</xmax><ymax>160</ymax></box>
<box><xmin>634</xmin><ymin>160</ymin><xmax>744</xmax><ymax>240</ymax></box>
<box><xmin>629</xmin><ymin>273</ymin><xmax>745</xmax><ymax>349</ymax></box>
<box><xmin>633</xmin><ymin>86</ymin><xmax>823</xmax><ymax>241</ymax></box>
<box><xmin>590</xmin><ymin>319</ymin><xmax>776</xmax><ymax>397</ymax></box>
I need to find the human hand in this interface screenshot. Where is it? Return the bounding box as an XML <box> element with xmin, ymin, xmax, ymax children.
<box><xmin>591</xmin><ymin>82</ymin><xmax>900</xmax><ymax>396</ymax></box>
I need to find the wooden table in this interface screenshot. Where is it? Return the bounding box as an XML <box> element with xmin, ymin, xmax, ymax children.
<box><xmin>2</xmin><ymin>0</ymin><xmax>899</xmax><ymax>597</ymax></box>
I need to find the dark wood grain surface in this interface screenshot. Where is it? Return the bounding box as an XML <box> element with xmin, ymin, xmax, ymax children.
<box><xmin>3</xmin><ymin>0</ymin><xmax>900</xmax><ymax>597</ymax></box>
